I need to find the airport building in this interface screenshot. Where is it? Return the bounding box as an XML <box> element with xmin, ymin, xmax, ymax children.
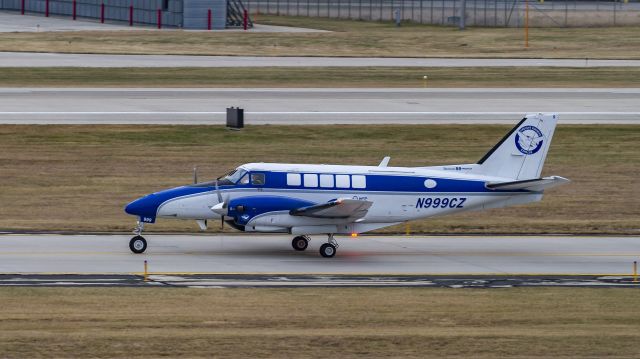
<box><xmin>0</xmin><ymin>0</ymin><xmax>252</xmax><ymax>29</ymax></box>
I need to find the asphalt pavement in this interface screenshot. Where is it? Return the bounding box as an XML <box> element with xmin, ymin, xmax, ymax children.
<box><xmin>0</xmin><ymin>234</ymin><xmax>638</xmax><ymax>275</ymax></box>
<box><xmin>1</xmin><ymin>87</ymin><xmax>637</xmax><ymax>124</ymax></box>
<box><xmin>2</xmin><ymin>52</ymin><xmax>639</xmax><ymax>67</ymax></box>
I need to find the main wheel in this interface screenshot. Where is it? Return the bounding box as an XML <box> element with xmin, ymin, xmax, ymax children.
<box><xmin>129</xmin><ymin>235</ymin><xmax>147</xmax><ymax>254</ymax></box>
<box><xmin>319</xmin><ymin>243</ymin><xmax>336</xmax><ymax>258</ymax></box>
<box><xmin>292</xmin><ymin>236</ymin><xmax>309</xmax><ymax>251</ymax></box>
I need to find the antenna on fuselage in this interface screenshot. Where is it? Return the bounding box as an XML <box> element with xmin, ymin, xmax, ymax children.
<box><xmin>193</xmin><ymin>166</ymin><xmax>198</xmax><ymax>184</ymax></box>
<box><xmin>379</xmin><ymin>156</ymin><xmax>391</xmax><ymax>167</ymax></box>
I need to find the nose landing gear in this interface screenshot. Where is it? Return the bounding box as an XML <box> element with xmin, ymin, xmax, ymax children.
<box><xmin>129</xmin><ymin>221</ymin><xmax>147</xmax><ymax>254</ymax></box>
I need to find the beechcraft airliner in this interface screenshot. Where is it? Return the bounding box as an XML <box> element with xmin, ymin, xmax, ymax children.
<box><xmin>124</xmin><ymin>113</ymin><xmax>569</xmax><ymax>258</ymax></box>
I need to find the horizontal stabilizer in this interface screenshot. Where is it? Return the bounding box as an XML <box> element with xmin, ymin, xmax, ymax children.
<box><xmin>290</xmin><ymin>198</ymin><xmax>372</xmax><ymax>219</ymax></box>
<box><xmin>486</xmin><ymin>176</ymin><xmax>570</xmax><ymax>191</ymax></box>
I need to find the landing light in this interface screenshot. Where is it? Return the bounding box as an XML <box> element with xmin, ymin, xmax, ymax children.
<box><xmin>351</xmin><ymin>233</ymin><xmax>358</xmax><ymax>238</ymax></box>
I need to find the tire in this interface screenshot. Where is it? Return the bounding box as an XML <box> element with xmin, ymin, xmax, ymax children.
<box><xmin>319</xmin><ymin>243</ymin><xmax>336</xmax><ymax>258</ymax></box>
<box><xmin>292</xmin><ymin>236</ymin><xmax>309</xmax><ymax>251</ymax></box>
<box><xmin>129</xmin><ymin>235</ymin><xmax>147</xmax><ymax>254</ymax></box>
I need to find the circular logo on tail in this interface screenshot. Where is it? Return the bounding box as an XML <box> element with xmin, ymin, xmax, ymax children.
<box><xmin>515</xmin><ymin>125</ymin><xmax>544</xmax><ymax>155</ymax></box>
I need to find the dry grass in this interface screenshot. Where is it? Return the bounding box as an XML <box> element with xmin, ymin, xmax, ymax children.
<box><xmin>0</xmin><ymin>124</ymin><xmax>638</xmax><ymax>234</ymax></box>
<box><xmin>1</xmin><ymin>15</ymin><xmax>640</xmax><ymax>58</ymax></box>
<box><xmin>1</xmin><ymin>66</ymin><xmax>639</xmax><ymax>87</ymax></box>
<box><xmin>1</xmin><ymin>287</ymin><xmax>639</xmax><ymax>358</ymax></box>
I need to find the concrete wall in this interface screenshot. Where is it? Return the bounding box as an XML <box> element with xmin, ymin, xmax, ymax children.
<box><xmin>0</xmin><ymin>0</ymin><xmax>230</xmax><ymax>28</ymax></box>
<box><xmin>183</xmin><ymin>0</ymin><xmax>226</xmax><ymax>29</ymax></box>
<box><xmin>0</xmin><ymin>0</ymin><xmax>184</xmax><ymax>26</ymax></box>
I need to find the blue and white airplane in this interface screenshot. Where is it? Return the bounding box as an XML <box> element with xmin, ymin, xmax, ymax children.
<box><xmin>124</xmin><ymin>113</ymin><xmax>568</xmax><ymax>258</ymax></box>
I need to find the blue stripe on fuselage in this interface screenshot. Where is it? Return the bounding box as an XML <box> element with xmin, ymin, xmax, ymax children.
<box><xmin>254</xmin><ymin>171</ymin><xmax>496</xmax><ymax>193</ymax></box>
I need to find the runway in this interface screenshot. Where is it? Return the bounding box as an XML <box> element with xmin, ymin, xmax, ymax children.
<box><xmin>2</xmin><ymin>52</ymin><xmax>640</xmax><ymax>67</ymax></box>
<box><xmin>1</xmin><ymin>234</ymin><xmax>638</xmax><ymax>276</ymax></box>
<box><xmin>1</xmin><ymin>88</ymin><xmax>638</xmax><ymax>124</ymax></box>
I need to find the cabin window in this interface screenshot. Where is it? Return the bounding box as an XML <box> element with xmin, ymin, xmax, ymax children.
<box><xmin>352</xmin><ymin>175</ymin><xmax>367</xmax><ymax>189</ymax></box>
<box><xmin>320</xmin><ymin>174</ymin><xmax>334</xmax><ymax>188</ymax></box>
<box><xmin>251</xmin><ymin>173</ymin><xmax>265</xmax><ymax>185</ymax></box>
<box><xmin>286</xmin><ymin>173</ymin><xmax>301</xmax><ymax>186</ymax></box>
<box><xmin>304</xmin><ymin>174</ymin><xmax>318</xmax><ymax>187</ymax></box>
<box><xmin>335</xmin><ymin>174</ymin><xmax>350</xmax><ymax>188</ymax></box>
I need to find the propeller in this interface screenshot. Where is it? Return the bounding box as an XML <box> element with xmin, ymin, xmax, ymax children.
<box><xmin>212</xmin><ymin>179</ymin><xmax>229</xmax><ymax>229</ymax></box>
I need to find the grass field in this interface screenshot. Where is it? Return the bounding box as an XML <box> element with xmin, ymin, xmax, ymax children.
<box><xmin>1</xmin><ymin>15</ymin><xmax>640</xmax><ymax>58</ymax></box>
<box><xmin>1</xmin><ymin>287</ymin><xmax>639</xmax><ymax>357</ymax></box>
<box><xmin>0</xmin><ymin>124</ymin><xmax>637</xmax><ymax>234</ymax></box>
<box><xmin>2</xmin><ymin>66</ymin><xmax>640</xmax><ymax>87</ymax></box>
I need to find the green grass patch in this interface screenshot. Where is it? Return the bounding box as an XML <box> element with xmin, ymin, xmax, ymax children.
<box><xmin>1</xmin><ymin>287</ymin><xmax>640</xmax><ymax>357</ymax></box>
<box><xmin>1</xmin><ymin>67</ymin><xmax>639</xmax><ymax>87</ymax></box>
<box><xmin>2</xmin><ymin>15</ymin><xmax>640</xmax><ymax>58</ymax></box>
<box><xmin>0</xmin><ymin>124</ymin><xmax>638</xmax><ymax>234</ymax></box>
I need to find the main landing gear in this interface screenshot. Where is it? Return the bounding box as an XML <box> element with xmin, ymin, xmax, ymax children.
<box><xmin>319</xmin><ymin>234</ymin><xmax>338</xmax><ymax>258</ymax></box>
<box><xmin>129</xmin><ymin>221</ymin><xmax>147</xmax><ymax>254</ymax></box>
<box><xmin>291</xmin><ymin>234</ymin><xmax>338</xmax><ymax>257</ymax></box>
<box><xmin>291</xmin><ymin>235</ymin><xmax>310</xmax><ymax>251</ymax></box>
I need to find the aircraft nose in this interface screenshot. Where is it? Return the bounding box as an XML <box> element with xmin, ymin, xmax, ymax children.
<box><xmin>124</xmin><ymin>194</ymin><xmax>158</xmax><ymax>217</ymax></box>
<box><xmin>124</xmin><ymin>197</ymin><xmax>144</xmax><ymax>216</ymax></box>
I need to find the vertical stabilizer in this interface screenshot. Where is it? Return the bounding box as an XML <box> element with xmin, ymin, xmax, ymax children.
<box><xmin>477</xmin><ymin>113</ymin><xmax>558</xmax><ymax>180</ymax></box>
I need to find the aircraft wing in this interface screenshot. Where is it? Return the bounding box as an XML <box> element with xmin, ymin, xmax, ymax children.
<box><xmin>486</xmin><ymin>176</ymin><xmax>570</xmax><ymax>191</ymax></box>
<box><xmin>290</xmin><ymin>198</ymin><xmax>373</xmax><ymax>219</ymax></box>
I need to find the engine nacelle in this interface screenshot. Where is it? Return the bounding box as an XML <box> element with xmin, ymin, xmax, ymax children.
<box><xmin>227</xmin><ymin>195</ymin><xmax>315</xmax><ymax>226</ymax></box>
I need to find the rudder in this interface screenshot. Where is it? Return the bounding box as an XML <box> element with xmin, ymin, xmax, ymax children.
<box><xmin>477</xmin><ymin>113</ymin><xmax>558</xmax><ymax>180</ymax></box>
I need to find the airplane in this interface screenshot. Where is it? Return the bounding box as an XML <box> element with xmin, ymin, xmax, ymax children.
<box><xmin>124</xmin><ymin>113</ymin><xmax>569</xmax><ymax>258</ymax></box>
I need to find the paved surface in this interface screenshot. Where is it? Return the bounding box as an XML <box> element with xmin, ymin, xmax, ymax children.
<box><xmin>0</xmin><ymin>11</ymin><xmax>134</xmax><ymax>32</ymax></box>
<box><xmin>2</xmin><ymin>51</ymin><xmax>639</xmax><ymax>67</ymax></box>
<box><xmin>0</xmin><ymin>234</ymin><xmax>638</xmax><ymax>275</ymax></box>
<box><xmin>1</xmin><ymin>88</ymin><xmax>638</xmax><ymax>124</ymax></box>
<box><xmin>0</xmin><ymin>11</ymin><xmax>327</xmax><ymax>32</ymax></box>
<box><xmin>1</xmin><ymin>273</ymin><xmax>639</xmax><ymax>288</ymax></box>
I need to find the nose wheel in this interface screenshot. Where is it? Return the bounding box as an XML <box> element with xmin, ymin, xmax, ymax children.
<box><xmin>291</xmin><ymin>235</ymin><xmax>310</xmax><ymax>251</ymax></box>
<box><xmin>129</xmin><ymin>221</ymin><xmax>147</xmax><ymax>254</ymax></box>
<box><xmin>129</xmin><ymin>235</ymin><xmax>147</xmax><ymax>254</ymax></box>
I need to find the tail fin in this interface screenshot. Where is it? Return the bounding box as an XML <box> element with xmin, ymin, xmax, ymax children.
<box><xmin>477</xmin><ymin>113</ymin><xmax>558</xmax><ymax>180</ymax></box>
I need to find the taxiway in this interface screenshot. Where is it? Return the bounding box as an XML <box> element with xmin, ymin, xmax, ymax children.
<box><xmin>2</xmin><ymin>52</ymin><xmax>640</xmax><ymax>67</ymax></box>
<box><xmin>1</xmin><ymin>88</ymin><xmax>638</xmax><ymax>124</ymax></box>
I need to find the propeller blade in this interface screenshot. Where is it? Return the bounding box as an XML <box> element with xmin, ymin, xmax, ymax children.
<box><xmin>214</xmin><ymin>179</ymin><xmax>223</xmax><ymax>203</ymax></box>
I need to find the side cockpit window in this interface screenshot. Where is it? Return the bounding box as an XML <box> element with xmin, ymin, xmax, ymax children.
<box><xmin>251</xmin><ymin>173</ymin><xmax>265</xmax><ymax>185</ymax></box>
<box><xmin>214</xmin><ymin>168</ymin><xmax>247</xmax><ymax>185</ymax></box>
<box><xmin>239</xmin><ymin>174</ymin><xmax>249</xmax><ymax>185</ymax></box>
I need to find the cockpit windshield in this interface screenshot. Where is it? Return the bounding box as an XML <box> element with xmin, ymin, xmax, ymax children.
<box><xmin>217</xmin><ymin>169</ymin><xmax>247</xmax><ymax>185</ymax></box>
<box><xmin>190</xmin><ymin>168</ymin><xmax>247</xmax><ymax>187</ymax></box>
